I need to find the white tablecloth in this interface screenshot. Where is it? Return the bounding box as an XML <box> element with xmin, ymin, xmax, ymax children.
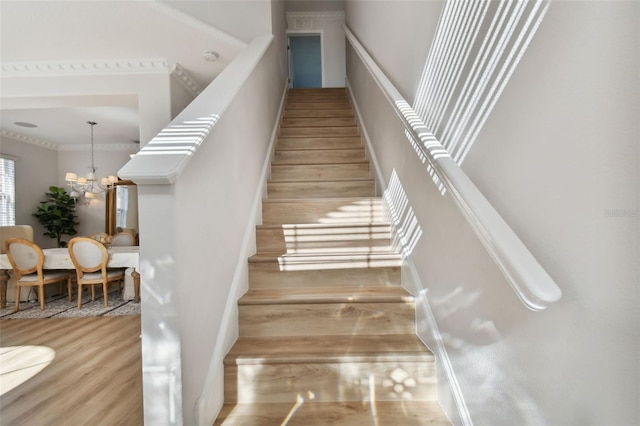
<box><xmin>0</xmin><ymin>246</ymin><xmax>140</xmax><ymax>301</ymax></box>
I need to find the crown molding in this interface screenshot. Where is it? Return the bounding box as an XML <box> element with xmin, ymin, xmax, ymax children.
<box><xmin>0</xmin><ymin>59</ymin><xmax>174</xmax><ymax>77</ymax></box>
<box><xmin>1</xmin><ymin>129</ymin><xmax>58</xmax><ymax>150</ymax></box>
<box><xmin>171</xmin><ymin>63</ymin><xmax>202</xmax><ymax>96</ymax></box>
<box><xmin>286</xmin><ymin>11</ymin><xmax>345</xmax><ymax>19</ymax></box>
<box><xmin>1</xmin><ymin>129</ymin><xmax>138</xmax><ymax>152</ymax></box>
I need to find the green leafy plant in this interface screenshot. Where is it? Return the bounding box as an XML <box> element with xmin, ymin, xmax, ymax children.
<box><xmin>33</xmin><ymin>186</ymin><xmax>79</xmax><ymax>247</ymax></box>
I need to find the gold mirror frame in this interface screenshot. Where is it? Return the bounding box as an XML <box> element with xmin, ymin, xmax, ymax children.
<box><xmin>105</xmin><ymin>180</ymin><xmax>137</xmax><ymax>235</ymax></box>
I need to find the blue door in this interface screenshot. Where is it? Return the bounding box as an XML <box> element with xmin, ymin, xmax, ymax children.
<box><xmin>289</xmin><ymin>35</ymin><xmax>322</xmax><ymax>88</ymax></box>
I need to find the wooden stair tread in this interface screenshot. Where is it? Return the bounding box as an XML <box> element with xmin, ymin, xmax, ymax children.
<box><xmin>215</xmin><ymin>401</ymin><xmax>450</xmax><ymax>425</ymax></box>
<box><xmin>249</xmin><ymin>252</ymin><xmax>402</xmax><ymax>264</ymax></box>
<box><xmin>271</xmin><ymin>160</ymin><xmax>369</xmax><ymax>167</ymax></box>
<box><xmin>267</xmin><ymin>177</ymin><xmax>374</xmax><ymax>184</ymax></box>
<box><xmin>262</xmin><ymin>196</ymin><xmax>383</xmax><ymax>204</ymax></box>
<box><xmin>284</xmin><ymin>109</ymin><xmax>355</xmax><ymax>118</ymax></box>
<box><xmin>225</xmin><ymin>334</ymin><xmax>433</xmax><ymax>364</ymax></box>
<box><xmin>239</xmin><ymin>286</ymin><xmax>413</xmax><ymax>305</ymax></box>
<box><xmin>256</xmin><ymin>222</ymin><xmax>390</xmax><ymax>230</ymax></box>
<box><xmin>285</xmin><ymin>102</ymin><xmax>352</xmax><ymax>110</ymax></box>
<box><xmin>271</xmin><ymin>158</ymin><xmax>369</xmax><ymax>167</ymax></box>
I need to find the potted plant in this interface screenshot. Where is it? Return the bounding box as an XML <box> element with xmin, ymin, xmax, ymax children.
<box><xmin>33</xmin><ymin>186</ymin><xmax>79</xmax><ymax>247</ymax></box>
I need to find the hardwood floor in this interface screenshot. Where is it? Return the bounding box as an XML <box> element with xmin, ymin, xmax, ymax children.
<box><xmin>0</xmin><ymin>316</ymin><xmax>142</xmax><ymax>425</ymax></box>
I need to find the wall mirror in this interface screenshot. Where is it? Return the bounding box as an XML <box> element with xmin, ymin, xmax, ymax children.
<box><xmin>106</xmin><ymin>180</ymin><xmax>139</xmax><ymax>241</ymax></box>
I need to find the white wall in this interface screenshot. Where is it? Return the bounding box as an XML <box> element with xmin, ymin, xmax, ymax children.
<box><xmin>346</xmin><ymin>1</ymin><xmax>639</xmax><ymax>425</ymax></box>
<box><xmin>286</xmin><ymin>11</ymin><xmax>346</xmax><ymax>87</ymax></box>
<box><xmin>345</xmin><ymin>0</ymin><xmax>443</xmax><ymax>103</ymax></box>
<box><xmin>0</xmin><ymin>136</ymin><xmax>58</xmax><ymax>248</ymax></box>
<box><xmin>164</xmin><ymin>0</ymin><xmax>273</xmax><ymax>43</ymax></box>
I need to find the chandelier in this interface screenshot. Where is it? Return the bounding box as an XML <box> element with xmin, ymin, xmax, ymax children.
<box><xmin>65</xmin><ymin>121</ymin><xmax>118</xmax><ymax>201</ymax></box>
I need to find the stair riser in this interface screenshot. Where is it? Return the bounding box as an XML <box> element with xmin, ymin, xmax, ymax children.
<box><xmin>274</xmin><ymin>149</ymin><xmax>366</xmax><ymax>164</ymax></box>
<box><xmin>277</xmin><ymin>137</ymin><xmax>362</xmax><ymax>150</ymax></box>
<box><xmin>262</xmin><ymin>199</ymin><xmax>387</xmax><ymax>225</ymax></box>
<box><xmin>225</xmin><ymin>361</ymin><xmax>436</xmax><ymax>403</ymax></box>
<box><xmin>281</xmin><ymin>117</ymin><xmax>356</xmax><ymax>128</ymax></box>
<box><xmin>256</xmin><ymin>227</ymin><xmax>391</xmax><ymax>253</ymax></box>
<box><xmin>284</xmin><ymin>109</ymin><xmax>354</xmax><ymax>118</ymax></box>
<box><xmin>239</xmin><ymin>302</ymin><xmax>415</xmax><ymax>337</ymax></box>
<box><xmin>280</xmin><ymin>127</ymin><xmax>359</xmax><ymax>137</ymax></box>
<box><xmin>288</xmin><ymin>88</ymin><xmax>346</xmax><ymax>94</ymax></box>
<box><xmin>267</xmin><ymin>181</ymin><xmax>375</xmax><ymax>199</ymax></box>
<box><xmin>257</xmin><ymin>236</ymin><xmax>393</xmax><ymax>254</ymax></box>
<box><xmin>286</xmin><ymin>102</ymin><xmax>352</xmax><ymax>110</ymax></box>
<box><xmin>248</xmin><ymin>264</ymin><xmax>401</xmax><ymax>289</ymax></box>
<box><xmin>286</xmin><ymin>96</ymin><xmax>348</xmax><ymax>102</ymax></box>
<box><xmin>271</xmin><ymin>164</ymin><xmax>370</xmax><ymax>180</ymax></box>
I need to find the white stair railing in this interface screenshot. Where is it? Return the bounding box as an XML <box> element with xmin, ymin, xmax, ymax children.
<box><xmin>345</xmin><ymin>26</ymin><xmax>561</xmax><ymax>311</ymax></box>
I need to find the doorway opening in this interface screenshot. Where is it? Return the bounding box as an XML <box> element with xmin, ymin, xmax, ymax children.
<box><xmin>288</xmin><ymin>34</ymin><xmax>322</xmax><ymax>88</ymax></box>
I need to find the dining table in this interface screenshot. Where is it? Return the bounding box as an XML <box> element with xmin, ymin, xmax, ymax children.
<box><xmin>0</xmin><ymin>245</ymin><xmax>140</xmax><ymax>309</ymax></box>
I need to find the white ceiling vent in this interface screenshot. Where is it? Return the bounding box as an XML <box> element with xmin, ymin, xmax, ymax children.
<box><xmin>294</xmin><ymin>17</ymin><xmax>313</xmax><ymax>30</ymax></box>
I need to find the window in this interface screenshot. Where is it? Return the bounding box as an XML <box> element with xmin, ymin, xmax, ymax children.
<box><xmin>0</xmin><ymin>157</ymin><xmax>16</xmax><ymax>226</ymax></box>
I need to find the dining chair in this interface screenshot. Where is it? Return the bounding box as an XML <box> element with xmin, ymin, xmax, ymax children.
<box><xmin>4</xmin><ymin>238</ymin><xmax>72</xmax><ymax>313</ymax></box>
<box><xmin>68</xmin><ymin>237</ymin><xmax>125</xmax><ymax>309</ymax></box>
<box><xmin>89</xmin><ymin>232</ymin><xmax>110</xmax><ymax>244</ymax></box>
<box><xmin>110</xmin><ymin>232</ymin><xmax>136</xmax><ymax>246</ymax></box>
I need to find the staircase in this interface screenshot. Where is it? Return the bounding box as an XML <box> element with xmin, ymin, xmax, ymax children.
<box><xmin>214</xmin><ymin>88</ymin><xmax>451</xmax><ymax>425</ymax></box>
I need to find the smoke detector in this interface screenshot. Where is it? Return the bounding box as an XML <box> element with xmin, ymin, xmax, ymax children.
<box><xmin>202</xmin><ymin>50</ymin><xmax>219</xmax><ymax>62</ymax></box>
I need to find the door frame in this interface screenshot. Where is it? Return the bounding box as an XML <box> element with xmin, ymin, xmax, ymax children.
<box><xmin>287</xmin><ymin>30</ymin><xmax>325</xmax><ymax>88</ymax></box>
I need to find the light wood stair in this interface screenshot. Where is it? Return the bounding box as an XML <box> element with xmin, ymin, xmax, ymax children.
<box><xmin>215</xmin><ymin>88</ymin><xmax>451</xmax><ymax>425</ymax></box>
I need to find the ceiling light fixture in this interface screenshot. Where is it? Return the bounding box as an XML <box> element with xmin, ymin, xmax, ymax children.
<box><xmin>65</xmin><ymin>121</ymin><xmax>118</xmax><ymax>202</ymax></box>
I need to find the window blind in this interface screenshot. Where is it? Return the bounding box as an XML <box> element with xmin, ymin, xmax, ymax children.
<box><xmin>0</xmin><ymin>157</ymin><xmax>16</xmax><ymax>226</ymax></box>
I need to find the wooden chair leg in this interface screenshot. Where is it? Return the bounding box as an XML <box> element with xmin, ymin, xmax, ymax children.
<box><xmin>77</xmin><ymin>283</ymin><xmax>83</xmax><ymax>309</ymax></box>
<box><xmin>0</xmin><ymin>269</ymin><xmax>8</xmax><ymax>309</ymax></box>
<box><xmin>38</xmin><ymin>285</ymin><xmax>45</xmax><ymax>311</ymax></box>
<box><xmin>91</xmin><ymin>286</ymin><xmax>95</xmax><ymax>302</ymax></box>
<box><xmin>14</xmin><ymin>285</ymin><xmax>20</xmax><ymax>313</ymax></box>
<box><xmin>103</xmin><ymin>282</ymin><xmax>109</xmax><ymax>307</ymax></box>
<box><xmin>67</xmin><ymin>278</ymin><xmax>73</xmax><ymax>302</ymax></box>
<box><xmin>132</xmin><ymin>270</ymin><xmax>140</xmax><ymax>303</ymax></box>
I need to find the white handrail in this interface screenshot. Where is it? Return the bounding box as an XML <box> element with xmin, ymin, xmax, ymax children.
<box><xmin>345</xmin><ymin>25</ymin><xmax>561</xmax><ymax>311</ymax></box>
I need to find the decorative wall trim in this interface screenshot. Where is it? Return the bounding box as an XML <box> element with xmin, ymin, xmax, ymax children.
<box><xmin>0</xmin><ymin>129</ymin><xmax>57</xmax><ymax>150</ymax></box>
<box><xmin>1</xmin><ymin>59</ymin><xmax>175</xmax><ymax>77</ymax></box>
<box><xmin>171</xmin><ymin>63</ymin><xmax>202</xmax><ymax>96</ymax></box>
<box><xmin>1</xmin><ymin>129</ymin><xmax>138</xmax><ymax>152</ymax></box>
<box><xmin>286</xmin><ymin>11</ymin><xmax>345</xmax><ymax>19</ymax></box>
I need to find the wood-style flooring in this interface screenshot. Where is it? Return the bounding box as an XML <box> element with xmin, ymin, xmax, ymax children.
<box><xmin>0</xmin><ymin>316</ymin><xmax>142</xmax><ymax>425</ymax></box>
